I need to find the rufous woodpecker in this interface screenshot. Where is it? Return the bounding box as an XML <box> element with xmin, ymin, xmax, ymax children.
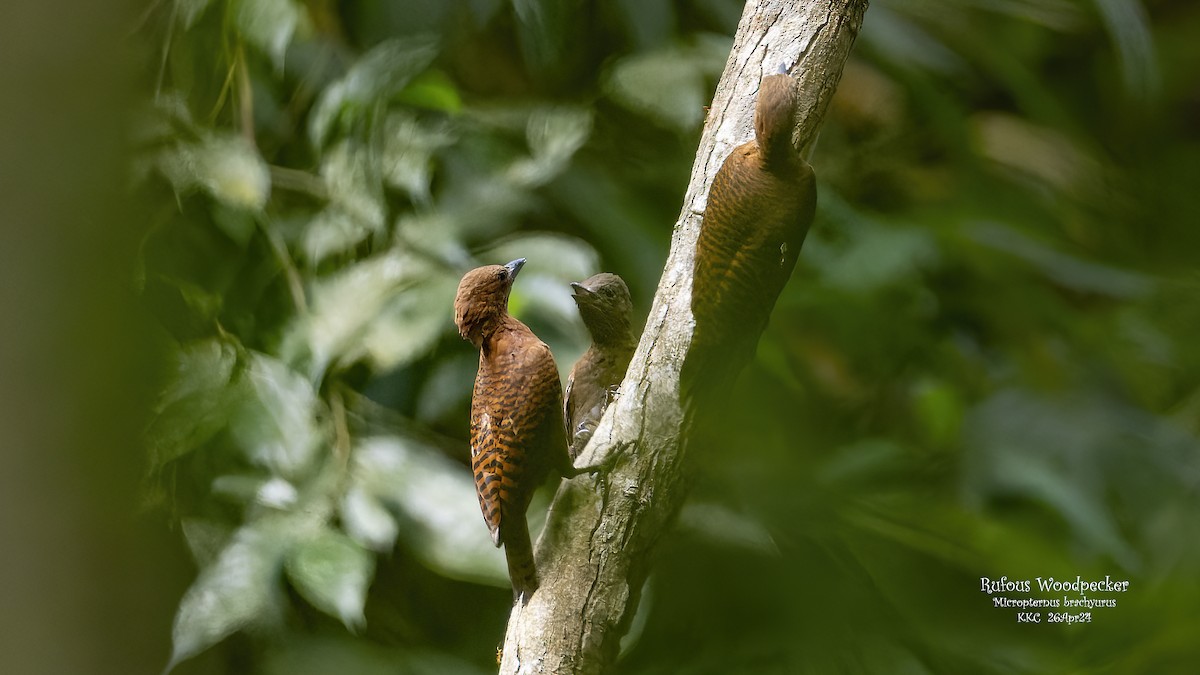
<box><xmin>454</xmin><ymin>258</ymin><xmax>586</xmax><ymax>604</ymax></box>
<box><xmin>565</xmin><ymin>273</ymin><xmax>636</xmax><ymax>457</ymax></box>
<box><xmin>684</xmin><ymin>71</ymin><xmax>817</xmax><ymax>400</ymax></box>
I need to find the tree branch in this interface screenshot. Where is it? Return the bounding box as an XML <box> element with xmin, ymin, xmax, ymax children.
<box><xmin>499</xmin><ymin>2</ymin><xmax>868</xmax><ymax>672</ymax></box>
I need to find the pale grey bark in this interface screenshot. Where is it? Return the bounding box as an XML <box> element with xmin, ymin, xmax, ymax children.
<box><xmin>498</xmin><ymin>2</ymin><xmax>869</xmax><ymax>673</ymax></box>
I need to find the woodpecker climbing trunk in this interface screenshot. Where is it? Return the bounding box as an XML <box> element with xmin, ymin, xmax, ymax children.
<box><xmin>684</xmin><ymin>73</ymin><xmax>818</xmax><ymax>401</ymax></box>
<box><xmin>454</xmin><ymin>258</ymin><xmax>578</xmax><ymax>604</ymax></box>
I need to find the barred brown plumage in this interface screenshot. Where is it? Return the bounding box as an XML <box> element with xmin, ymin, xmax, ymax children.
<box><xmin>565</xmin><ymin>273</ymin><xmax>636</xmax><ymax>457</ymax></box>
<box><xmin>684</xmin><ymin>72</ymin><xmax>818</xmax><ymax>402</ymax></box>
<box><xmin>454</xmin><ymin>258</ymin><xmax>582</xmax><ymax>604</ymax></box>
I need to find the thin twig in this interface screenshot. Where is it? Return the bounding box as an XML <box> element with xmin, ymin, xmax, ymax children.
<box><xmin>260</xmin><ymin>218</ymin><xmax>309</xmax><ymax>315</ymax></box>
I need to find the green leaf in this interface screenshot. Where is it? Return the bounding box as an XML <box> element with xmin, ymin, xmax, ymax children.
<box><xmin>229</xmin><ymin>352</ymin><xmax>325</xmax><ymax>478</ymax></box>
<box><xmin>360</xmin><ymin>273</ymin><xmax>458</xmax><ymax>371</ymax></box>
<box><xmin>606</xmin><ymin>48</ymin><xmax>703</xmax><ymax>131</ymax></box>
<box><xmin>147</xmin><ymin>339</ymin><xmax>241</xmax><ymax>469</ymax></box>
<box><xmin>912</xmin><ymin>378</ymin><xmax>964</xmax><ymax>448</ymax></box>
<box><xmin>415</xmin><ymin>354</ymin><xmax>477</xmax><ymax>425</ymax></box>
<box><xmin>603</xmin><ymin>37</ymin><xmax>727</xmax><ymax>132</ymax></box>
<box><xmin>167</xmin><ymin>520</ymin><xmax>285</xmax><ymax>670</ymax></box>
<box><xmin>394</xmin><ymin>69</ymin><xmax>463</xmax><ymax>113</ymax></box>
<box><xmin>290</xmin><ymin>253</ymin><xmax>453</xmax><ymax>375</ymax></box>
<box><xmin>236</xmin><ymin>0</ymin><xmax>307</xmax><ymax>71</ymax></box>
<box><xmin>381</xmin><ymin>111</ymin><xmax>454</xmax><ymax>204</ymax></box>
<box><xmin>158</xmin><ymin>133</ymin><xmax>271</xmax><ymax>212</ymax></box>
<box><xmin>340</xmin><ymin>486</ymin><xmax>399</xmax><ymax>551</ymax></box>
<box><xmin>308</xmin><ymin>36</ymin><xmax>440</xmax><ymax>147</ymax></box>
<box><xmin>350</xmin><ymin>437</ymin><xmax>506</xmax><ymax>583</ymax></box>
<box><xmin>302</xmin><ymin>141</ymin><xmax>387</xmax><ymax>262</ymax></box>
<box><xmin>286</xmin><ymin>530</ymin><xmax>374</xmax><ymax>630</ymax></box>
<box><xmin>507</xmin><ymin>106</ymin><xmax>592</xmax><ymax>187</ymax></box>
<box><xmin>301</xmin><ymin>209</ymin><xmax>374</xmax><ymax>264</ymax></box>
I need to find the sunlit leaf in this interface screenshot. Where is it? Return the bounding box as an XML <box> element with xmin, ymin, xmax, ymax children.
<box><xmin>159</xmin><ymin>133</ymin><xmax>271</xmax><ymax>212</ymax></box>
<box><xmin>320</xmin><ymin>140</ymin><xmax>386</xmax><ymax>231</ymax></box>
<box><xmin>308</xmin><ymin>37</ymin><xmax>440</xmax><ymax>147</ymax></box>
<box><xmin>192</xmin><ymin>134</ymin><xmax>270</xmax><ymax>211</ymax></box>
<box><xmin>167</xmin><ymin>520</ymin><xmax>286</xmax><ymax>670</ymax></box>
<box><xmin>236</xmin><ymin>0</ymin><xmax>307</xmax><ymax>71</ymax></box>
<box><xmin>285</xmin><ymin>530</ymin><xmax>374</xmax><ymax>630</ymax></box>
<box><xmin>357</xmin><ymin>273</ymin><xmax>458</xmax><ymax>370</ymax></box>
<box><xmin>340</xmin><ymin>486</ymin><xmax>399</xmax><ymax>551</ymax></box>
<box><xmin>350</xmin><ymin>437</ymin><xmax>506</xmax><ymax>583</ymax></box>
<box><xmin>289</xmin><ymin>252</ymin><xmax>453</xmax><ymax>375</ymax></box>
<box><xmin>393</xmin><ymin>69</ymin><xmax>463</xmax><ymax>113</ymax></box>
<box><xmin>212</xmin><ymin>474</ymin><xmax>299</xmax><ymax>509</ymax></box>
<box><xmin>300</xmin><ymin>209</ymin><xmax>369</xmax><ymax>263</ymax></box>
<box><xmin>302</xmin><ymin>141</ymin><xmax>387</xmax><ymax>262</ymax></box>
<box><xmin>229</xmin><ymin>352</ymin><xmax>325</xmax><ymax>478</ymax></box>
<box><xmin>415</xmin><ymin>354</ymin><xmax>477</xmax><ymax>425</ymax></box>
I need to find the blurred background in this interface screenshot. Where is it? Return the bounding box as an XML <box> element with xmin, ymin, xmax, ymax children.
<box><xmin>3</xmin><ymin>0</ymin><xmax>1199</xmax><ymax>673</ymax></box>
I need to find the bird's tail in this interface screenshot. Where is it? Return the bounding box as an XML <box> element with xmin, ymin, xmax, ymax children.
<box><xmin>503</xmin><ymin>517</ymin><xmax>539</xmax><ymax>605</ymax></box>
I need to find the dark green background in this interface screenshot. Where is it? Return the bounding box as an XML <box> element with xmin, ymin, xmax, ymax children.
<box><xmin>2</xmin><ymin>0</ymin><xmax>1198</xmax><ymax>673</ymax></box>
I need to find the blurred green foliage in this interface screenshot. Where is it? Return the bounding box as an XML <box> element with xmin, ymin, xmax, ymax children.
<box><xmin>131</xmin><ymin>0</ymin><xmax>1200</xmax><ymax>673</ymax></box>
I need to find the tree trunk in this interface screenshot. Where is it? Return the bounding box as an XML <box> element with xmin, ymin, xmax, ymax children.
<box><xmin>499</xmin><ymin>1</ymin><xmax>869</xmax><ymax>672</ymax></box>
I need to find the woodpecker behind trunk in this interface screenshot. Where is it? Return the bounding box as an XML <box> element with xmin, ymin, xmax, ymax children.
<box><xmin>566</xmin><ymin>273</ymin><xmax>636</xmax><ymax>457</ymax></box>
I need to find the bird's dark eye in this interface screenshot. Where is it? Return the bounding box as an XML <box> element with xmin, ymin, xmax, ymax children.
<box><xmin>496</xmin><ymin>270</ymin><xmax>507</xmax><ymax>280</ymax></box>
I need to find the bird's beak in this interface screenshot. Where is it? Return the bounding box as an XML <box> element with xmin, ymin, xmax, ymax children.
<box><xmin>505</xmin><ymin>258</ymin><xmax>526</xmax><ymax>279</ymax></box>
<box><xmin>570</xmin><ymin>281</ymin><xmax>593</xmax><ymax>298</ymax></box>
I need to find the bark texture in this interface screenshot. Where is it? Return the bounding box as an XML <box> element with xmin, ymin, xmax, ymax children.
<box><xmin>499</xmin><ymin>1</ymin><xmax>868</xmax><ymax>672</ymax></box>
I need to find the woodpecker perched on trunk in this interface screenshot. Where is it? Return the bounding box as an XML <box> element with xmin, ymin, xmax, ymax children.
<box><xmin>566</xmin><ymin>273</ymin><xmax>636</xmax><ymax>457</ymax></box>
<box><xmin>454</xmin><ymin>258</ymin><xmax>582</xmax><ymax>604</ymax></box>
<box><xmin>684</xmin><ymin>71</ymin><xmax>817</xmax><ymax>401</ymax></box>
